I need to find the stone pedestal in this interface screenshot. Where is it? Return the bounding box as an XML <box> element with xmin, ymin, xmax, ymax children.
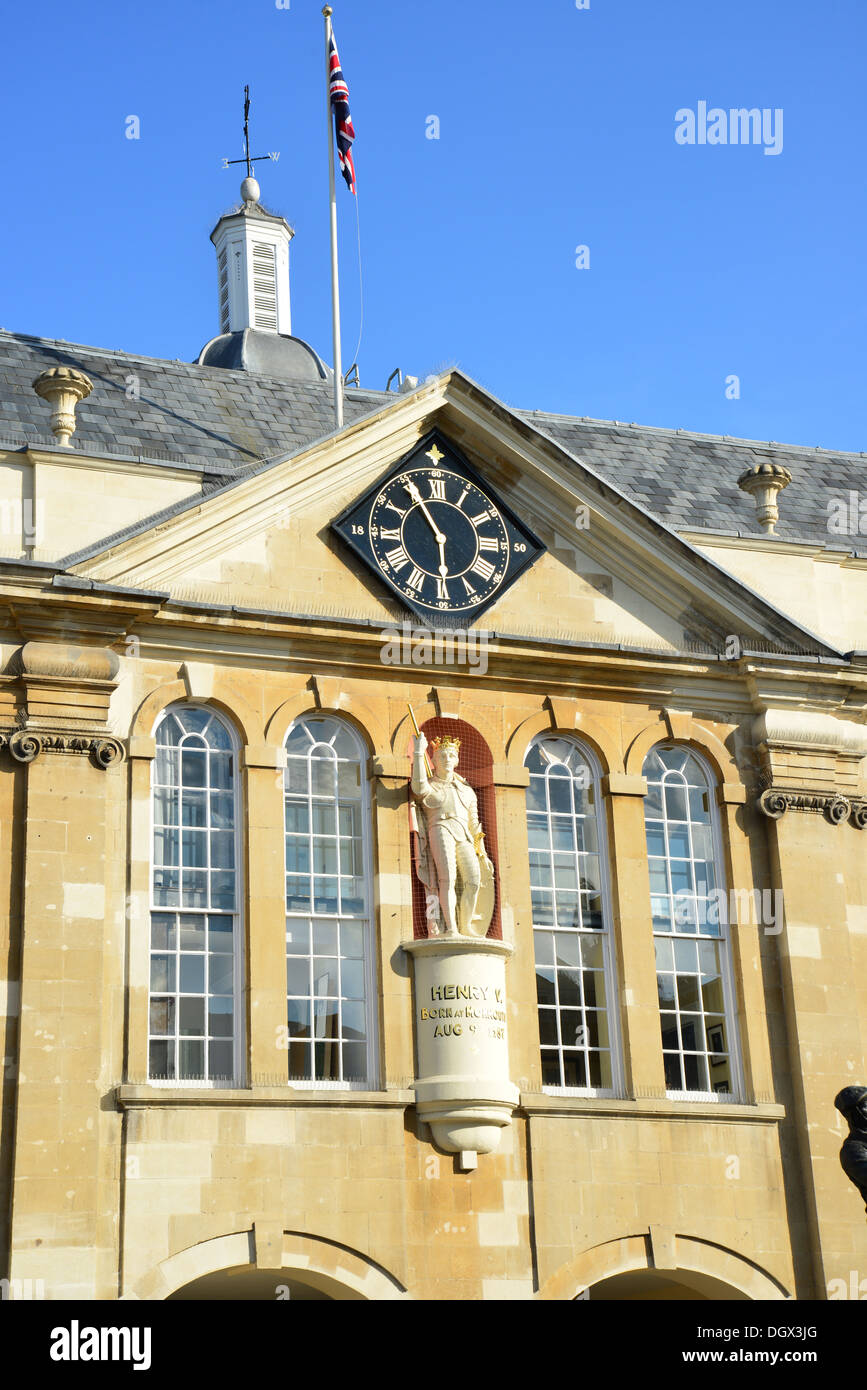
<box><xmin>402</xmin><ymin>936</ymin><xmax>518</xmax><ymax>1167</ymax></box>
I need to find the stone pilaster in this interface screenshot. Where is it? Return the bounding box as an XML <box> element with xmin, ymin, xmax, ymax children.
<box><xmin>243</xmin><ymin>748</ymin><xmax>288</xmax><ymax>1086</ymax></box>
<box><xmin>602</xmin><ymin>774</ymin><xmax>666</xmax><ymax>1098</ymax></box>
<box><xmin>5</xmin><ymin>640</ymin><xmax>126</xmax><ymax>1299</ymax></box>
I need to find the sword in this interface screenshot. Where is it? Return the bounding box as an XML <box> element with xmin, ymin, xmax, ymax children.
<box><xmin>406</xmin><ymin>703</ymin><xmax>432</xmax><ymax>777</ymax></box>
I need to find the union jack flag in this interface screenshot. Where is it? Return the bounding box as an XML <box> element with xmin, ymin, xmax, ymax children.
<box><xmin>328</xmin><ymin>31</ymin><xmax>356</xmax><ymax>194</ymax></box>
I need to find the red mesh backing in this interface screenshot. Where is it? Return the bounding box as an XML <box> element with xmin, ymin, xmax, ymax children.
<box><xmin>407</xmin><ymin>717</ymin><xmax>502</xmax><ymax>940</ymax></box>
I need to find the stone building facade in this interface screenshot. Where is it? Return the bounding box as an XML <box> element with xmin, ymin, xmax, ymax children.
<box><xmin>0</xmin><ymin>185</ymin><xmax>865</xmax><ymax>1302</ymax></box>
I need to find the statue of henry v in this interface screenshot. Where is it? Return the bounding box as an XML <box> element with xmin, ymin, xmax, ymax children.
<box><xmin>411</xmin><ymin>732</ymin><xmax>495</xmax><ymax>938</ymax></box>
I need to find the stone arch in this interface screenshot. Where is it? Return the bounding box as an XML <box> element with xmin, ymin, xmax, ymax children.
<box><xmin>130</xmin><ymin>680</ymin><xmax>261</xmax><ymax>747</ymax></box>
<box><xmin>266</xmin><ymin>690</ymin><xmax>388</xmax><ymax>756</ymax></box>
<box><xmin>505</xmin><ymin>706</ymin><xmax>618</xmax><ymax>776</ymax></box>
<box><xmin>624</xmin><ymin>714</ymin><xmax>740</xmax><ymax>785</ymax></box>
<box><xmin>538</xmin><ymin>1233</ymin><xmax>790</xmax><ymax>1302</ymax></box>
<box><xmin>127</xmin><ymin>1230</ymin><xmax>407</xmax><ymax>1302</ymax></box>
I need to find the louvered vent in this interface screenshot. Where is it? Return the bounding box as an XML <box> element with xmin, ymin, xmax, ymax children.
<box><xmin>218</xmin><ymin>249</ymin><xmax>229</xmax><ymax>332</ymax></box>
<box><xmin>252</xmin><ymin>241</ymin><xmax>278</xmax><ymax>330</ymax></box>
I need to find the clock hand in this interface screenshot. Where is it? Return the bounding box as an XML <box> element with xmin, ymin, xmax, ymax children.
<box><xmin>405</xmin><ymin>480</ymin><xmax>446</xmax><ymax>543</ymax></box>
<box><xmin>437</xmin><ymin>538</ymin><xmax>449</xmax><ymax>577</ymax></box>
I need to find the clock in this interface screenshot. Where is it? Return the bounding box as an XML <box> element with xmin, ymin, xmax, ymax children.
<box><xmin>331</xmin><ymin>431</ymin><xmax>546</xmax><ymax>623</ymax></box>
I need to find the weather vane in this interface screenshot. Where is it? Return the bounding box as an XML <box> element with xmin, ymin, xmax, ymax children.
<box><xmin>221</xmin><ymin>85</ymin><xmax>279</xmax><ymax>177</ymax></box>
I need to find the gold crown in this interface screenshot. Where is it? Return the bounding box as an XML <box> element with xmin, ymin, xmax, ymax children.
<box><xmin>431</xmin><ymin>735</ymin><xmax>461</xmax><ymax>752</ymax></box>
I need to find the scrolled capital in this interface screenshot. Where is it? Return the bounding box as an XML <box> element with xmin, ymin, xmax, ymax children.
<box><xmin>9</xmin><ymin>730</ymin><xmax>43</xmax><ymax>763</ymax></box>
<box><xmin>93</xmin><ymin>737</ymin><xmax>125</xmax><ymax>769</ymax></box>
<box><xmin>758</xmin><ymin>788</ymin><xmax>789</xmax><ymax>820</ymax></box>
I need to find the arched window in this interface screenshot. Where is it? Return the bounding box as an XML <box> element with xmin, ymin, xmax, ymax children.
<box><xmin>525</xmin><ymin>735</ymin><xmax>619</xmax><ymax>1093</ymax></box>
<box><xmin>643</xmin><ymin>745</ymin><xmax>739</xmax><ymax>1098</ymax></box>
<box><xmin>284</xmin><ymin>716</ymin><xmax>374</xmax><ymax>1086</ymax></box>
<box><xmin>149</xmin><ymin>706</ymin><xmax>241</xmax><ymax>1084</ymax></box>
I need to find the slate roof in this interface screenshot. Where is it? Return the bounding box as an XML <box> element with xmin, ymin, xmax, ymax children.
<box><xmin>0</xmin><ymin>331</ymin><xmax>383</xmax><ymax>474</ymax></box>
<box><xmin>1</xmin><ymin>329</ymin><xmax>865</xmax><ymax>556</ymax></box>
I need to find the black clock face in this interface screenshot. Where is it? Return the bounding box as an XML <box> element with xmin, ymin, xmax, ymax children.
<box><xmin>331</xmin><ymin>432</ymin><xmax>546</xmax><ymax>623</ymax></box>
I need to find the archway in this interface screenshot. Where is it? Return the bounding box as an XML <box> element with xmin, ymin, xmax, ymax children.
<box><xmin>539</xmin><ymin>1233</ymin><xmax>790</xmax><ymax>1301</ymax></box>
<box><xmin>128</xmin><ymin>1230</ymin><xmax>407</xmax><ymax>1301</ymax></box>
<box><xmin>168</xmin><ymin>1266</ymin><xmax>345</xmax><ymax>1301</ymax></box>
<box><xmin>586</xmin><ymin>1269</ymin><xmax>749</xmax><ymax>1301</ymax></box>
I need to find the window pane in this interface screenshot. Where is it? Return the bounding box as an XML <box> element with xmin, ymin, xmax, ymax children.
<box><xmin>154</xmin><ymin>828</ymin><xmax>179</xmax><ymax>868</ymax></box>
<box><xmin>150</xmin><ymin>955</ymin><xmax>175</xmax><ymax>992</ymax></box>
<box><xmin>179</xmin><ymin>916</ymin><xmax>206</xmax><ymax>950</ymax></box>
<box><xmin>287</xmin><ymin>958</ymin><xmax>309</xmax><ymax>996</ymax></box>
<box><xmin>179</xmin><ymin>997</ymin><xmax>205</xmax><ymax>1037</ymax></box>
<box><xmin>149</xmin><ymin>1041</ymin><xmax>173</xmax><ymax>1080</ymax></box>
<box><xmin>210</xmin><ymin>954</ymin><xmax>234</xmax><ymax>994</ymax></box>
<box><xmin>180</xmin><ymin>955</ymin><xmax>205</xmax><ymax>994</ymax></box>
<box><xmin>179</xmin><ymin>1040</ymin><xmax>205</xmax><ymax>1079</ymax></box>
<box><xmin>340</xmin><ymin>922</ymin><xmax>364</xmax><ymax>958</ymax></box>
<box><xmin>286</xmin><ymin>920</ymin><xmax>310</xmax><ymax>955</ymax></box>
<box><xmin>208</xmin><ymin>1042</ymin><xmax>233</xmax><ymax>1080</ymax></box>
<box><xmin>150</xmin><ymin>997</ymin><xmax>174</xmax><ymax>1035</ymax></box>
<box><xmin>209</xmin><ymin>999</ymin><xmax>234</xmax><ymax>1038</ymax></box>
<box><xmin>209</xmin><ymin>916</ymin><xmax>233</xmax><ymax>952</ymax></box>
<box><xmin>341</xmin><ymin>959</ymin><xmax>365</xmax><ymax>1000</ymax></box>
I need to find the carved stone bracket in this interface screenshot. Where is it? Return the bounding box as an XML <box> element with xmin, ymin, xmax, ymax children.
<box><xmin>757</xmin><ymin>787</ymin><xmax>867</xmax><ymax>829</ymax></box>
<box><xmin>0</xmin><ymin>730</ymin><xmax>125</xmax><ymax>769</ymax></box>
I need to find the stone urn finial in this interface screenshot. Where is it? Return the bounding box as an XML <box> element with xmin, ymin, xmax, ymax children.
<box><xmin>737</xmin><ymin>460</ymin><xmax>793</xmax><ymax>535</ymax></box>
<box><xmin>32</xmin><ymin>366</ymin><xmax>93</xmax><ymax>446</ymax></box>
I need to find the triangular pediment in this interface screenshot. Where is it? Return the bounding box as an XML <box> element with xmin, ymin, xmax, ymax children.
<box><xmin>61</xmin><ymin>372</ymin><xmax>841</xmax><ymax>658</ymax></box>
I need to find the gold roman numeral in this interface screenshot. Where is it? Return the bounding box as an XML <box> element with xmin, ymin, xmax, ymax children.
<box><xmin>471</xmin><ymin>557</ymin><xmax>495</xmax><ymax>581</ymax></box>
<box><xmin>385</xmin><ymin>546</ymin><xmax>410</xmax><ymax>570</ymax></box>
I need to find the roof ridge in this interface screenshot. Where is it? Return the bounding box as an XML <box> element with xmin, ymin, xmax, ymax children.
<box><xmin>521</xmin><ymin>409</ymin><xmax>867</xmax><ymax>460</ymax></box>
<box><xmin>0</xmin><ymin>329</ymin><xmax>389</xmax><ymax>398</ymax></box>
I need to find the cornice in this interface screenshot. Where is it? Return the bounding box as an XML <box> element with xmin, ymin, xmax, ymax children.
<box><xmin>22</xmin><ymin>444</ymin><xmax>212</xmax><ymax>483</ymax></box>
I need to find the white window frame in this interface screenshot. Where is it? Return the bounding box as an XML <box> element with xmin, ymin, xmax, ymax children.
<box><xmin>525</xmin><ymin>733</ymin><xmax>624</xmax><ymax>1099</ymax></box>
<box><xmin>147</xmin><ymin>703</ymin><xmax>245</xmax><ymax>1089</ymax></box>
<box><xmin>643</xmin><ymin>742</ymin><xmax>744</xmax><ymax>1104</ymax></box>
<box><xmin>283</xmin><ymin>715</ymin><xmax>378</xmax><ymax>1091</ymax></box>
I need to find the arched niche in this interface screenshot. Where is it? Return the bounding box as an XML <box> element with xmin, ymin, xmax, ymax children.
<box><xmin>410</xmin><ymin>716</ymin><xmax>502</xmax><ymax>941</ymax></box>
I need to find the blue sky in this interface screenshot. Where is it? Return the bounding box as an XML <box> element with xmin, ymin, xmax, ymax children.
<box><xmin>3</xmin><ymin>0</ymin><xmax>866</xmax><ymax>451</ymax></box>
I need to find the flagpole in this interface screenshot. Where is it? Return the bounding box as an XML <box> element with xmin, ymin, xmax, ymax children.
<box><xmin>323</xmin><ymin>5</ymin><xmax>344</xmax><ymax>431</ymax></box>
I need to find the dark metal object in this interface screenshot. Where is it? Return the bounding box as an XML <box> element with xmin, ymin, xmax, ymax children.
<box><xmin>221</xmin><ymin>85</ymin><xmax>279</xmax><ymax>176</ymax></box>
<box><xmin>834</xmin><ymin>1086</ymin><xmax>867</xmax><ymax>1214</ymax></box>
